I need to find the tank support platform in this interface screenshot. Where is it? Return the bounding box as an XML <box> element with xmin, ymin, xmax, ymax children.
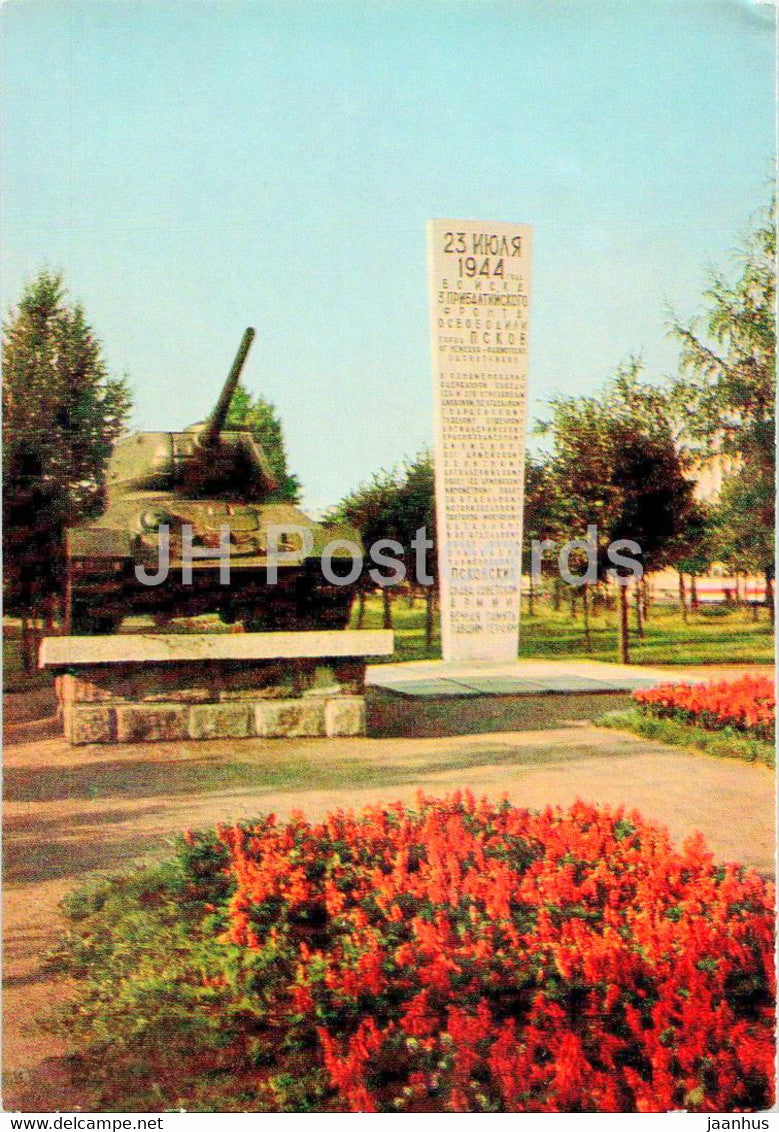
<box><xmin>40</xmin><ymin>630</ymin><xmax>394</xmax><ymax>744</ymax></box>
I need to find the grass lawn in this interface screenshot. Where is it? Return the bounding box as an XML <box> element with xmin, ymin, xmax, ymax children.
<box><xmin>596</xmin><ymin>706</ymin><xmax>775</xmax><ymax>768</ymax></box>
<box><xmin>3</xmin><ymin>629</ymin><xmax>51</xmax><ymax>693</ymax></box>
<box><xmin>4</xmin><ymin>597</ymin><xmax>772</xmax><ymax>694</ymax></box>
<box><xmin>355</xmin><ymin>595</ymin><xmax>774</xmax><ymax>667</ymax></box>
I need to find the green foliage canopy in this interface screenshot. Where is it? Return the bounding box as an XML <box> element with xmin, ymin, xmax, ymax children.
<box><xmin>2</xmin><ymin>271</ymin><xmax>131</xmax><ymax>612</ymax></box>
<box><xmin>225</xmin><ymin>383</ymin><xmax>301</xmax><ymax>503</ymax></box>
<box><xmin>670</xmin><ymin>199</ymin><xmax>775</xmax><ymax>469</ymax></box>
<box><xmin>539</xmin><ymin>361</ymin><xmax>701</xmax><ymax>576</ymax></box>
<box><xmin>332</xmin><ymin>449</ymin><xmax>437</xmax><ymax>587</ymax></box>
<box><xmin>670</xmin><ymin>199</ymin><xmax>775</xmax><ymax>588</ymax></box>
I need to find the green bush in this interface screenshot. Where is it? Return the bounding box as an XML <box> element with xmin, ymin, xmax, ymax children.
<box><xmin>44</xmin><ymin>833</ymin><xmax>281</xmax><ymax>1112</ymax></box>
<box><xmin>596</xmin><ymin>708</ymin><xmax>775</xmax><ymax>767</ymax></box>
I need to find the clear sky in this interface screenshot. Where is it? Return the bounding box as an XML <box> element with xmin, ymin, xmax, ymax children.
<box><xmin>2</xmin><ymin>0</ymin><xmax>774</xmax><ymax>513</ymax></box>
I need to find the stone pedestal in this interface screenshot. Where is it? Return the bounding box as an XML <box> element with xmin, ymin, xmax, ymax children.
<box><xmin>39</xmin><ymin>630</ymin><xmax>393</xmax><ymax>745</ymax></box>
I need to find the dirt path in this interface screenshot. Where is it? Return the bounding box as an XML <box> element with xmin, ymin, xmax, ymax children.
<box><xmin>3</xmin><ymin>688</ymin><xmax>774</xmax><ymax>1107</ymax></box>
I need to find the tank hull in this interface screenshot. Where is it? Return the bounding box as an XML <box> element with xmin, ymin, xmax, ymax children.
<box><xmin>66</xmin><ymin>496</ymin><xmax>362</xmax><ymax>633</ymax></box>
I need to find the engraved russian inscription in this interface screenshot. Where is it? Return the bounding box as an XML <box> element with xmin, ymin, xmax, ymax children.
<box><xmin>427</xmin><ymin>219</ymin><xmax>532</xmax><ymax>663</ymax></box>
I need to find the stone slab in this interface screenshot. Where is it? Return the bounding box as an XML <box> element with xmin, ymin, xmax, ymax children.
<box><xmin>449</xmin><ymin>676</ymin><xmax>553</xmax><ymax>695</ymax></box>
<box><xmin>59</xmin><ymin>694</ymin><xmax>368</xmax><ymax>744</ymax></box>
<box><xmin>325</xmin><ymin>696</ymin><xmax>366</xmax><ymax>737</ymax></box>
<box><xmin>188</xmin><ymin>703</ymin><xmax>252</xmax><ymax>740</ymax></box>
<box><xmin>69</xmin><ymin>705</ymin><xmax>116</xmax><ymax>745</ymax></box>
<box><xmin>367</xmin><ymin>660</ymin><xmax>690</xmax><ymax>699</ymax></box>
<box><xmin>46</xmin><ymin>636</ymin><xmax>376</xmax><ymax>743</ymax></box>
<box><xmin>255</xmin><ymin>698</ymin><xmax>327</xmax><ymax>738</ymax></box>
<box><xmin>115</xmin><ymin>704</ymin><xmax>190</xmax><ymax>743</ymax></box>
<box><xmin>373</xmin><ymin>678</ymin><xmax>483</xmax><ymax>698</ymax></box>
<box><xmin>39</xmin><ymin>630</ymin><xmax>394</xmax><ymax>668</ymax></box>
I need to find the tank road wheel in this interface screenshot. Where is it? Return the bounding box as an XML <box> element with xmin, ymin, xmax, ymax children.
<box><xmin>218</xmin><ymin>601</ymin><xmax>239</xmax><ymax>626</ymax></box>
<box><xmin>240</xmin><ymin>602</ymin><xmax>301</xmax><ymax>633</ymax></box>
<box><xmin>70</xmin><ymin>603</ymin><xmax>122</xmax><ymax>635</ymax></box>
<box><xmin>231</xmin><ymin>581</ymin><xmax>354</xmax><ymax>634</ymax></box>
<box><xmin>307</xmin><ymin>584</ymin><xmax>354</xmax><ymax>630</ymax></box>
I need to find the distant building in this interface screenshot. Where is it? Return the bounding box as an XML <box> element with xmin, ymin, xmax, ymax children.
<box><xmin>652</xmin><ymin>450</ymin><xmax>765</xmax><ymax>606</ymax></box>
<box><xmin>691</xmin><ymin>452</ymin><xmax>740</xmax><ymax>504</ymax></box>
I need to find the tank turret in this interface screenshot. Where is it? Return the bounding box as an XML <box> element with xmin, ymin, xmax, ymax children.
<box><xmin>105</xmin><ymin>328</ymin><xmax>277</xmax><ymax>498</ymax></box>
<box><xmin>65</xmin><ymin>329</ymin><xmax>361</xmax><ymax>634</ymax></box>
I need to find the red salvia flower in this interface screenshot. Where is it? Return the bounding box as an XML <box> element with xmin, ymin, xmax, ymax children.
<box><xmin>212</xmin><ymin>795</ymin><xmax>775</xmax><ymax>1113</ymax></box>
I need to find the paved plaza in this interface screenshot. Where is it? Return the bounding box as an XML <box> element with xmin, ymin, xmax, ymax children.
<box><xmin>367</xmin><ymin>658</ymin><xmax>716</xmax><ymax>697</ymax></box>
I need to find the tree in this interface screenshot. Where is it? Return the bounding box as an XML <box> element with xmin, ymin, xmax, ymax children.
<box><xmin>392</xmin><ymin>450</ymin><xmax>437</xmax><ymax>646</ymax></box>
<box><xmin>522</xmin><ymin>454</ymin><xmax>558</xmax><ymax>617</ymax></box>
<box><xmin>331</xmin><ymin>451</ymin><xmax>438</xmax><ymax>639</ymax></box>
<box><xmin>668</xmin><ymin>506</ymin><xmax>716</xmax><ymax>621</ymax></box>
<box><xmin>670</xmin><ymin>199</ymin><xmax>775</xmax><ymax>614</ymax></box>
<box><xmin>713</xmin><ymin>466</ymin><xmax>775</xmax><ymax>617</ymax></box>
<box><xmin>225</xmin><ymin>384</ymin><xmax>301</xmax><ymax>503</ymax></box>
<box><xmin>2</xmin><ymin>272</ymin><xmax>131</xmax><ymax>619</ymax></box>
<box><xmin>541</xmin><ymin>362</ymin><xmax>699</xmax><ymax>661</ymax></box>
<box><xmin>330</xmin><ymin>467</ymin><xmax>402</xmax><ymax>629</ymax></box>
<box><xmin>670</xmin><ymin>198</ymin><xmax>774</xmax><ymax>469</ymax></box>
<box><xmin>609</xmin><ymin>399</ymin><xmax>701</xmax><ymax>649</ymax></box>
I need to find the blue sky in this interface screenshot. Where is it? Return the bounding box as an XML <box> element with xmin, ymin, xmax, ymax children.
<box><xmin>2</xmin><ymin>0</ymin><xmax>774</xmax><ymax>513</ymax></box>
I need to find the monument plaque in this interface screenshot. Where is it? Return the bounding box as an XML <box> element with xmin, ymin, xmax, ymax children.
<box><xmin>427</xmin><ymin>219</ymin><xmax>532</xmax><ymax>663</ymax></box>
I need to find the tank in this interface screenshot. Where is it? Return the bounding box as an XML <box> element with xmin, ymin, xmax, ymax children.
<box><xmin>65</xmin><ymin>328</ymin><xmax>362</xmax><ymax>634</ymax></box>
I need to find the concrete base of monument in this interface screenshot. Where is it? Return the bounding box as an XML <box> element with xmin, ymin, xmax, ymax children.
<box><xmin>39</xmin><ymin>630</ymin><xmax>394</xmax><ymax>745</ymax></box>
<box><xmin>366</xmin><ymin>658</ymin><xmax>685</xmax><ymax>699</ymax></box>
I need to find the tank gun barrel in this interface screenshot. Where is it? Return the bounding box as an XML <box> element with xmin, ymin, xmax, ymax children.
<box><xmin>200</xmin><ymin>327</ymin><xmax>256</xmax><ymax>446</ymax></box>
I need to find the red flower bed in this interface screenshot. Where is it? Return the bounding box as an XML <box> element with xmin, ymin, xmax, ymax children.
<box><xmin>634</xmin><ymin>674</ymin><xmax>775</xmax><ymax>741</ymax></box>
<box><xmin>216</xmin><ymin>794</ymin><xmax>775</xmax><ymax>1112</ymax></box>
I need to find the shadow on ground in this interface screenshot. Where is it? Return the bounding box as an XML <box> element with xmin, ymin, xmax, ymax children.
<box><xmin>3</xmin><ymin>810</ymin><xmax>176</xmax><ymax>886</ymax></box>
<box><xmin>368</xmin><ymin>687</ymin><xmax>633</xmax><ymax>737</ymax></box>
<box><xmin>3</xmin><ymin>717</ymin><xmax>638</xmax><ymax>810</ymax></box>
